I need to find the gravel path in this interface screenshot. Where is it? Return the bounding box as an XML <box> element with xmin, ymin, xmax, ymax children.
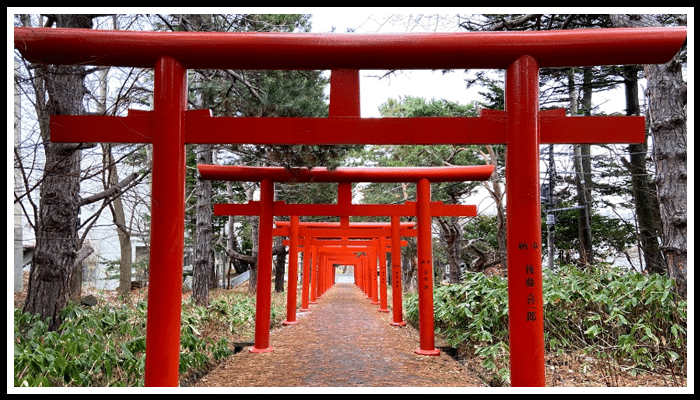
<box><xmin>194</xmin><ymin>282</ymin><xmax>486</xmax><ymax>388</ymax></box>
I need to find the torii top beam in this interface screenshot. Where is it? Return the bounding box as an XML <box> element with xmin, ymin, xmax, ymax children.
<box><xmin>197</xmin><ymin>165</ymin><xmax>494</xmax><ymax>183</ymax></box>
<box><xmin>275</xmin><ymin>227</ymin><xmax>417</xmax><ymax>238</ymax></box>
<box><xmin>203</xmin><ymin>165</ymin><xmax>488</xmax><ymax>217</ymax></box>
<box><xmin>273</xmin><ymin>221</ymin><xmax>417</xmax><ymax>238</ymax></box>
<box><xmin>14</xmin><ymin>27</ymin><xmax>685</xmax><ymax>70</ymax></box>
<box><xmin>274</xmin><ymin>221</ymin><xmax>416</xmax><ymax>228</ymax></box>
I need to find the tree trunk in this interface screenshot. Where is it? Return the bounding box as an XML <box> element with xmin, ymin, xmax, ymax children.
<box><xmin>482</xmin><ymin>145</ymin><xmax>507</xmax><ymax>271</ymax></box>
<box><xmin>193</xmin><ymin>144</ymin><xmax>214</xmax><ymax>306</ymax></box>
<box><xmin>568</xmin><ymin>68</ymin><xmax>594</xmax><ymax>264</ymax></box>
<box><xmin>436</xmin><ymin>217</ymin><xmax>462</xmax><ymax>284</ymax></box>
<box><xmin>185</xmin><ymin>14</ymin><xmax>217</xmax><ymax>306</ymax></box>
<box><xmin>225</xmin><ymin>181</ymin><xmax>250</xmax><ymax>288</ymax></box>
<box><xmin>580</xmin><ymin>69</ymin><xmax>595</xmax><ymax>262</ymax></box>
<box><xmin>274</xmin><ymin>240</ymin><xmax>287</xmax><ymax>293</ymax></box>
<box><xmin>106</xmin><ymin>144</ymin><xmax>134</xmax><ymax>297</ymax></box>
<box><xmin>23</xmin><ymin>14</ymin><xmax>94</xmax><ymax>331</ymax></box>
<box><xmin>96</xmin><ymin>56</ymin><xmax>134</xmax><ymax>297</ymax></box>
<box><xmin>610</xmin><ymin>14</ymin><xmax>687</xmax><ymax>299</ymax></box>
<box><xmin>247</xmin><ymin>182</ymin><xmax>259</xmax><ymax>296</ymax></box>
<box><xmin>621</xmin><ymin>65</ymin><xmax>665</xmax><ymax>274</ymax></box>
<box><xmin>399</xmin><ymin>183</ymin><xmax>417</xmax><ymax>291</ymax></box>
<box><xmin>402</xmin><ymin>239</ymin><xmax>418</xmax><ymax>292</ymax></box>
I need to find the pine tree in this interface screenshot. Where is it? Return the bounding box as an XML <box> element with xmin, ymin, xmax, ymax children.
<box><xmin>610</xmin><ymin>14</ymin><xmax>687</xmax><ymax>298</ymax></box>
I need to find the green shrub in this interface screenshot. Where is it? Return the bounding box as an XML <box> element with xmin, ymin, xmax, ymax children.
<box><xmin>404</xmin><ymin>263</ymin><xmax>686</xmax><ymax>375</ymax></box>
<box><xmin>542</xmin><ymin>264</ymin><xmax>686</xmax><ymax>371</ymax></box>
<box><xmin>14</xmin><ymin>302</ymin><xmax>147</xmax><ymax>387</ymax></box>
<box><xmin>14</xmin><ymin>291</ymin><xmax>274</xmax><ymax>387</ymax></box>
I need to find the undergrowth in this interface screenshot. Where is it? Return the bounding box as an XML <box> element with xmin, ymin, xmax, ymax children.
<box><xmin>15</xmin><ymin>266</ymin><xmax>686</xmax><ymax>387</ymax></box>
<box><xmin>14</xmin><ymin>290</ymin><xmax>285</xmax><ymax>387</ymax></box>
<box><xmin>404</xmin><ymin>263</ymin><xmax>687</xmax><ymax>385</ymax></box>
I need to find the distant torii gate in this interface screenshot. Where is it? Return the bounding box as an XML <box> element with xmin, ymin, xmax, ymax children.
<box><xmin>305</xmin><ymin>239</ymin><xmax>390</xmax><ymax>304</ymax></box>
<box><xmin>274</xmin><ymin>220</ymin><xmax>416</xmax><ymax>325</ymax></box>
<box><xmin>199</xmin><ymin>164</ymin><xmax>491</xmax><ymax>355</ymax></box>
<box><xmin>15</xmin><ymin>26</ymin><xmax>685</xmax><ymax>386</ymax></box>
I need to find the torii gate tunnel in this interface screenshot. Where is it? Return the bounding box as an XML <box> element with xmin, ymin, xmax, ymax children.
<box><xmin>273</xmin><ymin>220</ymin><xmax>417</xmax><ymax>326</ymax></box>
<box><xmin>14</xmin><ymin>26</ymin><xmax>686</xmax><ymax>387</ymax></box>
<box><xmin>199</xmin><ymin>164</ymin><xmax>490</xmax><ymax>357</ymax></box>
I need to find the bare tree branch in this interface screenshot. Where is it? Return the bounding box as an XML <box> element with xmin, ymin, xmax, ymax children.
<box><xmin>79</xmin><ymin>172</ymin><xmax>138</xmax><ymax>206</ymax></box>
<box><xmin>73</xmin><ymin>244</ymin><xmax>94</xmax><ymax>269</ymax></box>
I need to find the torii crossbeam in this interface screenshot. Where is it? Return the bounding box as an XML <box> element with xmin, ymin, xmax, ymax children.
<box><xmin>15</xmin><ymin>25</ymin><xmax>686</xmax><ymax>387</ymax></box>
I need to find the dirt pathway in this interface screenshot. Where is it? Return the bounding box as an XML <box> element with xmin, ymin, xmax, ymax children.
<box><xmin>195</xmin><ymin>283</ymin><xmax>486</xmax><ymax>388</ymax></box>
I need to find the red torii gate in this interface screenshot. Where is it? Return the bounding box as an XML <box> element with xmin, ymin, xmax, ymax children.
<box><xmin>199</xmin><ymin>164</ymin><xmax>490</xmax><ymax>356</ymax></box>
<box><xmin>309</xmin><ymin>240</ymin><xmax>386</xmax><ymax>303</ymax></box>
<box><xmin>274</xmin><ymin>220</ymin><xmax>416</xmax><ymax>324</ymax></box>
<box><xmin>284</xmin><ymin>235</ymin><xmax>406</xmax><ymax>310</ymax></box>
<box><xmin>14</xmin><ymin>26</ymin><xmax>685</xmax><ymax>387</ymax></box>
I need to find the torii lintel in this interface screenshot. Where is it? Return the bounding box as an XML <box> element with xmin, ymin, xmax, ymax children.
<box><xmin>51</xmin><ymin>107</ymin><xmax>645</xmax><ymax>146</ymax></box>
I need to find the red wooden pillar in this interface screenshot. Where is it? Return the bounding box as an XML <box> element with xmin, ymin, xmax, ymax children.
<box><xmin>283</xmin><ymin>216</ymin><xmax>300</xmax><ymax>325</ymax></box>
<box><xmin>362</xmin><ymin>255</ymin><xmax>370</xmax><ymax>298</ymax></box>
<box><xmin>390</xmin><ymin>216</ymin><xmax>407</xmax><ymax>326</ymax></box>
<box><xmin>330</xmin><ymin>69</ymin><xmax>360</xmax><ymax>117</ymax></box>
<box><xmin>326</xmin><ymin>256</ymin><xmax>333</xmax><ymax>292</ymax></box>
<box><xmin>319</xmin><ymin>254</ymin><xmax>327</xmax><ymax>297</ymax></box>
<box><xmin>317</xmin><ymin>254</ymin><xmax>326</xmax><ymax>299</ymax></box>
<box><xmin>325</xmin><ymin>255</ymin><xmax>330</xmax><ymax>293</ymax></box>
<box><xmin>377</xmin><ymin>236</ymin><xmax>390</xmax><ymax>313</ymax></box>
<box><xmin>250</xmin><ymin>178</ymin><xmax>275</xmax><ymax>353</ymax></box>
<box><xmin>309</xmin><ymin>244</ymin><xmax>318</xmax><ymax>304</ymax></box>
<box><xmin>358</xmin><ymin>254</ymin><xmax>366</xmax><ymax>293</ymax></box>
<box><xmin>299</xmin><ymin>236</ymin><xmax>311</xmax><ymax>312</ymax></box>
<box><xmin>144</xmin><ymin>57</ymin><xmax>187</xmax><ymax>387</ymax></box>
<box><xmin>353</xmin><ymin>257</ymin><xmax>359</xmax><ymax>287</ymax></box>
<box><xmin>329</xmin><ymin>257</ymin><xmax>335</xmax><ymax>290</ymax></box>
<box><xmin>370</xmin><ymin>241</ymin><xmax>379</xmax><ymax>305</ymax></box>
<box><xmin>317</xmin><ymin>254</ymin><xmax>323</xmax><ymax>299</ymax></box>
<box><xmin>506</xmin><ymin>55</ymin><xmax>545</xmax><ymax>386</ymax></box>
<box><xmin>415</xmin><ymin>179</ymin><xmax>440</xmax><ymax>355</ymax></box>
<box><xmin>331</xmin><ymin>261</ymin><xmax>336</xmax><ymax>288</ymax></box>
<box><xmin>328</xmin><ymin>256</ymin><xmax>334</xmax><ymax>292</ymax></box>
<box><xmin>353</xmin><ymin>254</ymin><xmax>362</xmax><ymax>290</ymax></box>
<box><xmin>319</xmin><ymin>254</ymin><xmax>326</xmax><ymax>296</ymax></box>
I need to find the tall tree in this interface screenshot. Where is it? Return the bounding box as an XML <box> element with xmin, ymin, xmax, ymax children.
<box><xmin>620</xmin><ymin>65</ymin><xmax>665</xmax><ymax>274</ymax></box>
<box><xmin>20</xmin><ymin>14</ymin><xmax>97</xmax><ymax>331</ymax></box>
<box><xmin>192</xmin><ymin>141</ymin><xmax>214</xmax><ymax>306</ymax></box>
<box><xmin>96</xmin><ymin>15</ymin><xmax>138</xmax><ymax>297</ymax></box>
<box><xmin>478</xmin><ymin>144</ymin><xmax>507</xmax><ymax>272</ymax></box>
<box><xmin>177</xmin><ymin>13</ymin><xmax>216</xmax><ymax>307</ymax></box>
<box><xmin>462</xmin><ymin>14</ymin><xmax>667</xmax><ymax>271</ymax></box>
<box><xmin>610</xmin><ymin>14</ymin><xmax>687</xmax><ymax>298</ymax></box>
<box><xmin>569</xmin><ymin>68</ymin><xmax>595</xmax><ymax>264</ymax></box>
